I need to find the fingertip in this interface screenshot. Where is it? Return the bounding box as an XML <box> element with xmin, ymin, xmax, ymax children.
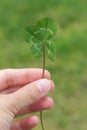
<box><xmin>37</xmin><ymin>79</ymin><xmax>51</xmax><ymax>93</ymax></box>
<box><xmin>41</xmin><ymin>97</ymin><xmax>54</xmax><ymax>109</ymax></box>
<box><xmin>30</xmin><ymin>116</ymin><xmax>39</xmax><ymax>124</ymax></box>
<box><xmin>46</xmin><ymin>97</ymin><xmax>54</xmax><ymax>108</ymax></box>
<box><xmin>49</xmin><ymin>80</ymin><xmax>55</xmax><ymax>92</ymax></box>
<box><xmin>27</xmin><ymin>116</ymin><xmax>39</xmax><ymax>126</ymax></box>
<box><xmin>44</xmin><ymin>70</ymin><xmax>51</xmax><ymax>79</ymax></box>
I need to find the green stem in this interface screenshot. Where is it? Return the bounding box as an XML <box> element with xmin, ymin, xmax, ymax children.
<box><xmin>42</xmin><ymin>41</ymin><xmax>45</xmax><ymax>79</ymax></box>
<box><xmin>40</xmin><ymin>111</ymin><xmax>44</xmax><ymax>130</ymax></box>
<box><xmin>40</xmin><ymin>41</ymin><xmax>45</xmax><ymax>130</ymax></box>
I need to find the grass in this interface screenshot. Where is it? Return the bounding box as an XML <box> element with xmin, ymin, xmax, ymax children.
<box><xmin>0</xmin><ymin>0</ymin><xmax>87</xmax><ymax>130</ymax></box>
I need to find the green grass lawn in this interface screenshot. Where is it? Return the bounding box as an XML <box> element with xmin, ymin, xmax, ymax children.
<box><xmin>0</xmin><ymin>0</ymin><xmax>87</xmax><ymax>130</ymax></box>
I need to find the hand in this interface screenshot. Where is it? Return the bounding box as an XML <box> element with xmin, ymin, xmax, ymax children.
<box><xmin>0</xmin><ymin>68</ymin><xmax>54</xmax><ymax>130</ymax></box>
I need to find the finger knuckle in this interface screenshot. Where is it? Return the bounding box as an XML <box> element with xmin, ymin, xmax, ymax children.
<box><xmin>8</xmin><ymin>103</ymin><xmax>19</xmax><ymax>116</ymax></box>
<box><xmin>23</xmin><ymin>86</ymin><xmax>36</xmax><ymax>103</ymax></box>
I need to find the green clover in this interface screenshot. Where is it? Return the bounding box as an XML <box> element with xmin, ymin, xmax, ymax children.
<box><xmin>25</xmin><ymin>17</ymin><xmax>57</xmax><ymax>130</ymax></box>
<box><xmin>26</xmin><ymin>17</ymin><xmax>57</xmax><ymax>60</ymax></box>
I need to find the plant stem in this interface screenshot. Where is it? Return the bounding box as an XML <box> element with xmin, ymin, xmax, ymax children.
<box><xmin>40</xmin><ymin>41</ymin><xmax>46</xmax><ymax>130</ymax></box>
<box><xmin>40</xmin><ymin>111</ymin><xmax>44</xmax><ymax>130</ymax></box>
<box><xmin>42</xmin><ymin>41</ymin><xmax>45</xmax><ymax>78</ymax></box>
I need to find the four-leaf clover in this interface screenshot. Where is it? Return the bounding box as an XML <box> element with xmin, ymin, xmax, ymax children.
<box><xmin>25</xmin><ymin>17</ymin><xmax>57</xmax><ymax>130</ymax></box>
<box><xmin>26</xmin><ymin>17</ymin><xmax>57</xmax><ymax>60</ymax></box>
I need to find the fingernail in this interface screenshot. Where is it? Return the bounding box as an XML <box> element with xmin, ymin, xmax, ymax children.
<box><xmin>37</xmin><ymin>79</ymin><xmax>51</xmax><ymax>93</ymax></box>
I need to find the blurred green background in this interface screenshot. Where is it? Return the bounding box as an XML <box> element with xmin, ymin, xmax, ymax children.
<box><xmin>0</xmin><ymin>0</ymin><xmax>87</xmax><ymax>130</ymax></box>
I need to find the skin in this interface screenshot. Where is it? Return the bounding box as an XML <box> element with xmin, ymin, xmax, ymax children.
<box><xmin>0</xmin><ymin>68</ymin><xmax>55</xmax><ymax>130</ymax></box>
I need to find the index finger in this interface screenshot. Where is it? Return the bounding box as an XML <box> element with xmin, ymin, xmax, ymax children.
<box><xmin>0</xmin><ymin>68</ymin><xmax>50</xmax><ymax>90</ymax></box>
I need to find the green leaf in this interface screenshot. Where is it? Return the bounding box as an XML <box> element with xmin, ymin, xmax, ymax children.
<box><xmin>37</xmin><ymin>17</ymin><xmax>57</xmax><ymax>41</ymax></box>
<box><xmin>25</xmin><ymin>25</ymin><xmax>40</xmax><ymax>43</ymax></box>
<box><xmin>31</xmin><ymin>42</ymin><xmax>42</xmax><ymax>57</ymax></box>
<box><xmin>46</xmin><ymin>40</ymin><xmax>56</xmax><ymax>60</ymax></box>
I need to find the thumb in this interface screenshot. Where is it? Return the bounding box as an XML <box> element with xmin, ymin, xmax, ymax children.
<box><xmin>9</xmin><ymin>79</ymin><xmax>52</xmax><ymax>114</ymax></box>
